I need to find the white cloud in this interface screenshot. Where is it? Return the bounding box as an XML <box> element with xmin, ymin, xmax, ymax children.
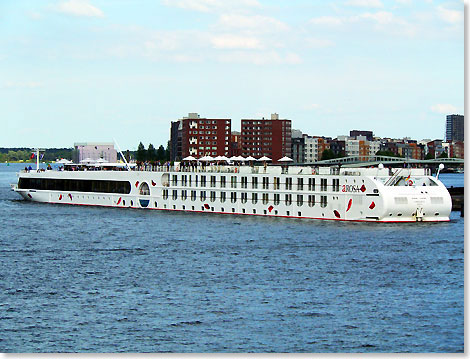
<box><xmin>436</xmin><ymin>6</ymin><xmax>463</xmax><ymax>24</ymax></box>
<box><xmin>217</xmin><ymin>14</ymin><xmax>289</xmax><ymax>32</ymax></box>
<box><xmin>345</xmin><ymin>0</ymin><xmax>383</xmax><ymax>8</ymax></box>
<box><xmin>211</xmin><ymin>34</ymin><xmax>262</xmax><ymax>49</ymax></box>
<box><xmin>310</xmin><ymin>16</ymin><xmax>343</xmax><ymax>26</ymax></box>
<box><xmin>56</xmin><ymin>0</ymin><xmax>104</xmax><ymax>17</ymax></box>
<box><xmin>161</xmin><ymin>0</ymin><xmax>261</xmax><ymax>13</ymax></box>
<box><xmin>356</xmin><ymin>11</ymin><xmax>395</xmax><ymax>24</ymax></box>
<box><xmin>216</xmin><ymin>50</ymin><xmax>301</xmax><ymax>65</ymax></box>
<box><xmin>431</xmin><ymin>104</ymin><xmax>457</xmax><ymax>114</ymax></box>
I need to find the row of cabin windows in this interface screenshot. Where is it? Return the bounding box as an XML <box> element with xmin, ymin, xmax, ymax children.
<box><xmin>162</xmin><ymin>189</ymin><xmax>327</xmax><ymax>207</ymax></box>
<box><xmin>170</xmin><ymin>175</ymin><xmax>339</xmax><ymax>192</ymax></box>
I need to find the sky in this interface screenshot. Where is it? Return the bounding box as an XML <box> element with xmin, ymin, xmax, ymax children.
<box><xmin>0</xmin><ymin>0</ymin><xmax>464</xmax><ymax>150</ymax></box>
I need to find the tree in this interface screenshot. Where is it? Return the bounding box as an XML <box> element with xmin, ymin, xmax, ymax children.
<box><xmin>425</xmin><ymin>152</ymin><xmax>434</xmax><ymax>160</ymax></box>
<box><xmin>147</xmin><ymin>143</ymin><xmax>157</xmax><ymax>162</ymax></box>
<box><xmin>136</xmin><ymin>142</ymin><xmax>147</xmax><ymax>162</ymax></box>
<box><xmin>156</xmin><ymin>145</ymin><xmax>165</xmax><ymax>161</ymax></box>
<box><xmin>321</xmin><ymin>149</ymin><xmax>336</xmax><ymax>161</ymax></box>
<box><xmin>164</xmin><ymin>143</ymin><xmax>170</xmax><ymax>161</ymax></box>
<box><xmin>438</xmin><ymin>151</ymin><xmax>448</xmax><ymax>159</ymax></box>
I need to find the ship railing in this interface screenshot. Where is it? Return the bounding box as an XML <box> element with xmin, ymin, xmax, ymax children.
<box><xmin>384</xmin><ymin>168</ymin><xmax>404</xmax><ymax>186</ymax></box>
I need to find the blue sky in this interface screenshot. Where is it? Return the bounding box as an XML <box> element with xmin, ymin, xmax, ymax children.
<box><xmin>0</xmin><ymin>0</ymin><xmax>464</xmax><ymax>150</ymax></box>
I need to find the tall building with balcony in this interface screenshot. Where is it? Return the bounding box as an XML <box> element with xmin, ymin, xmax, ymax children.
<box><xmin>170</xmin><ymin>113</ymin><xmax>231</xmax><ymax>160</ymax></box>
<box><xmin>240</xmin><ymin>113</ymin><xmax>291</xmax><ymax>163</ymax></box>
<box><xmin>446</xmin><ymin>114</ymin><xmax>464</xmax><ymax>142</ymax></box>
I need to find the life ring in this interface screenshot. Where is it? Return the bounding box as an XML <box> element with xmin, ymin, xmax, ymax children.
<box><xmin>234</xmin><ymin>167</ymin><xmax>238</xmax><ymax>173</ymax></box>
<box><xmin>407</xmin><ymin>179</ymin><xmax>413</xmax><ymax>186</ymax></box>
<box><xmin>312</xmin><ymin>168</ymin><xmax>316</xmax><ymax>175</ymax></box>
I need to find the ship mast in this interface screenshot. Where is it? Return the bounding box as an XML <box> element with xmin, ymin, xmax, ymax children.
<box><xmin>113</xmin><ymin>138</ymin><xmax>131</xmax><ymax>171</ymax></box>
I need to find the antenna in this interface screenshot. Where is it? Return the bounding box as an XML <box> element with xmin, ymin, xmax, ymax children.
<box><xmin>113</xmin><ymin>138</ymin><xmax>130</xmax><ymax>171</ymax></box>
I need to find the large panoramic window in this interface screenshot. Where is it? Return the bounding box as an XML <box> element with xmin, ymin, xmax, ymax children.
<box><xmin>18</xmin><ymin>178</ymin><xmax>131</xmax><ymax>194</ymax></box>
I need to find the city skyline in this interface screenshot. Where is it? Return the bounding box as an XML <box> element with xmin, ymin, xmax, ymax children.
<box><xmin>1</xmin><ymin>0</ymin><xmax>464</xmax><ymax>150</ymax></box>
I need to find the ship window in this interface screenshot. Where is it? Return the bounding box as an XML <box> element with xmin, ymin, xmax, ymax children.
<box><xmin>210</xmin><ymin>176</ymin><xmax>216</xmax><ymax>187</ymax></box>
<box><xmin>181</xmin><ymin>175</ymin><xmax>187</xmax><ymax>186</ymax></box>
<box><xmin>241</xmin><ymin>177</ymin><xmax>248</xmax><ymax>189</ymax></box>
<box><xmin>285</xmin><ymin>178</ymin><xmax>292</xmax><ymax>190</ymax></box>
<box><xmin>139</xmin><ymin>182</ymin><xmax>150</xmax><ymax>195</ymax></box>
<box><xmin>274</xmin><ymin>193</ymin><xmax>280</xmax><ymax>205</ymax></box>
<box><xmin>241</xmin><ymin>193</ymin><xmax>247</xmax><ymax>203</ymax></box>
<box><xmin>394</xmin><ymin>197</ymin><xmax>408</xmax><ymax>204</ymax></box>
<box><xmin>231</xmin><ymin>176</ymin><xmax>237</xmax><ymax>188</ymax></box>
<box><xmin>297</xmin><ymin>195</ymin><xmax>303</xmax><ymax>206</ymax></box>
<box><xmin>220</xmin><ymin>192</ymin><xmax>226</xmax><ymax>203</ymax></box>
<box><xmin>285</xmin><ymin>194</ymin><xmax>292</xmax><ymax>205</ymax></box>
<box><xmin>220</xmin><ymin>176</ymin><xmax>226</xmax><ymax>188</ymax></box>
<box><xmin>172</xmin><ymin>190</ymin><xmax>178</xmax><ymax>200</ymax></box>
<box><xmin>262</xmin><ymin>177</ymin><xmax>269</xmax><ymax>189</ymax></box>
<box><xmin>321</xmin><ymin>179</ymin><xmax>327</xmax><ymax>191</ymax></box>
<box><xmin>274</xmin><ymin>177</ymin><xmax>280</xmax><ymax>190</ymax></box>
<box><xmin>191</xmin><ymin>190</ymin><xmax>196</xmax><ymax>201</ymax></box>
<box><xmin>181</xmin><ymin>190</ymin><xmax>187</xmax><ymax>200</ymax></box>
<box><xmin>253</xmin><ymin>209</ymin><xmax>256</xmax><ymax>214</ymax></box>
<box><xmin>262</xmin><ymin>193</ymin><xmax>269</xmax><ymax>204</ymax></box>
<box><xmin>252</xmin><ymin>193</ymin><xmax>258</xmax><ymax>204</ymax></box>
<box><xmin>200</xmin><ymin>176</ymin><xmax>206</xmax><ymax>187</ymax></box>
<box><xmin>162</xmin><ymin>189</ymin><xmax>169</xmax><ymax>200</ymax></box>
<box><xmin>210</xmin><ymin>191</ymin><xmax>216</xmax><ymax>202</ymax></box>
<box><xmin>18</xmin><ymin>178</ymin><xmax>131</xmax><ymax>195</ymax></box>
<box><xmin>332</xmin><ymin>179</ymin><xmax>340</xmax><ymax>192</ymax></box>
<box><xmin>200</xmin><ymin>191</ymin><xmax>206</xmax><ymax>201</ymax></box>
<box><xmin>308</xmin><ymin>178</ymin><xmax>315</xmax><ymax>191</ymax></box>
<box><xmin>297</xmin><ymin>178</ymin><xmax>304</xmax><ymax>191</ymax></box>
<box><xmin>320</xmin><ymin>195</ymin><xmax>327</xmax><ymax>208</ymax></box>
<box><xmin>231</xmin><ymin>192</ymin><xmax>237</xmax><ymax>203</ymax></box>
<box><xmin>308</xmin><ymin>195</ymin><xmax>315</xmax><ymax>207</ymax></box>
<box><xmin>252</xmin><ymin>177</ymin><xmax>258</xmax><ymax>189</ymax></box>
<box><xmin>172</xmin><ymin>175</ymin><xmax>178</xmax><ymax>186</ymax></box>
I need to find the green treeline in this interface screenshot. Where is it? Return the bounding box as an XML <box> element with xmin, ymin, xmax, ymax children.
<box><xmin>0</xmin><ymin>143</ymin><xmax>170</xmax><ymax>163</ymax></box>
<box><xmin>135</xmin><ymin>142</ymin><xmax>170</xmax><ymax>163</ymax></box>
<box><xmin>0</xmin><ymin>148</ymin><xmax>74</xmax><ymax>162</ymax></box>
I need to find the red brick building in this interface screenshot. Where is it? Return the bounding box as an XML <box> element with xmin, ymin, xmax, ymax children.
<box><xmin>240</xmin><ymin>113</ymin><xmax>291</xmax><ymax>163</ymax></box>
<box><xmin>171</xmin><ymin>113</ymin><xmax>231</xmax><ymax>159</ymax></box>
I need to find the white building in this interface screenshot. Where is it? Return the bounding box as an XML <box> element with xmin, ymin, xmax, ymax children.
<box><xmin>74</xmin><ymin>142</ymin><xmax>118</xmax><ymax>163</ymax></box>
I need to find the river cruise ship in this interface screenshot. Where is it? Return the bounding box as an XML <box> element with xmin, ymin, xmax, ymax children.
<box><xmin>12</xmin><ymin>159</ymin><xmax>452</xmax><ymax>222</ymax></box>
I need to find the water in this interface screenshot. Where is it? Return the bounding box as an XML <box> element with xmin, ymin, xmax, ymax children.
<box><xmin>0</xmin><ymin>163</ymin><xmax>464</xmax><ymax>352</ymax></box>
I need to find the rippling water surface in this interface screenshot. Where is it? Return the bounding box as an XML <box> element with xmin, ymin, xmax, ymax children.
<box><xmin>0</xmin><ymin>163</ymin><xmax>464</xmax><ymax>352</ymax></box>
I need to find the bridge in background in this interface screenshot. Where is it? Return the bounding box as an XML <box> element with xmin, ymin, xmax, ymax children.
<box><xmin>308</xmin><ymin>155</ymin><xmax>465</xmax><ymax>168</ymax></box>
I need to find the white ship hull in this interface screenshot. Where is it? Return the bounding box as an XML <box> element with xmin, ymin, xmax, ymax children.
<box><xmin>13</xmin><ymin>165</ymin><xmax>452</xmax><ymax>222</ymax></box>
